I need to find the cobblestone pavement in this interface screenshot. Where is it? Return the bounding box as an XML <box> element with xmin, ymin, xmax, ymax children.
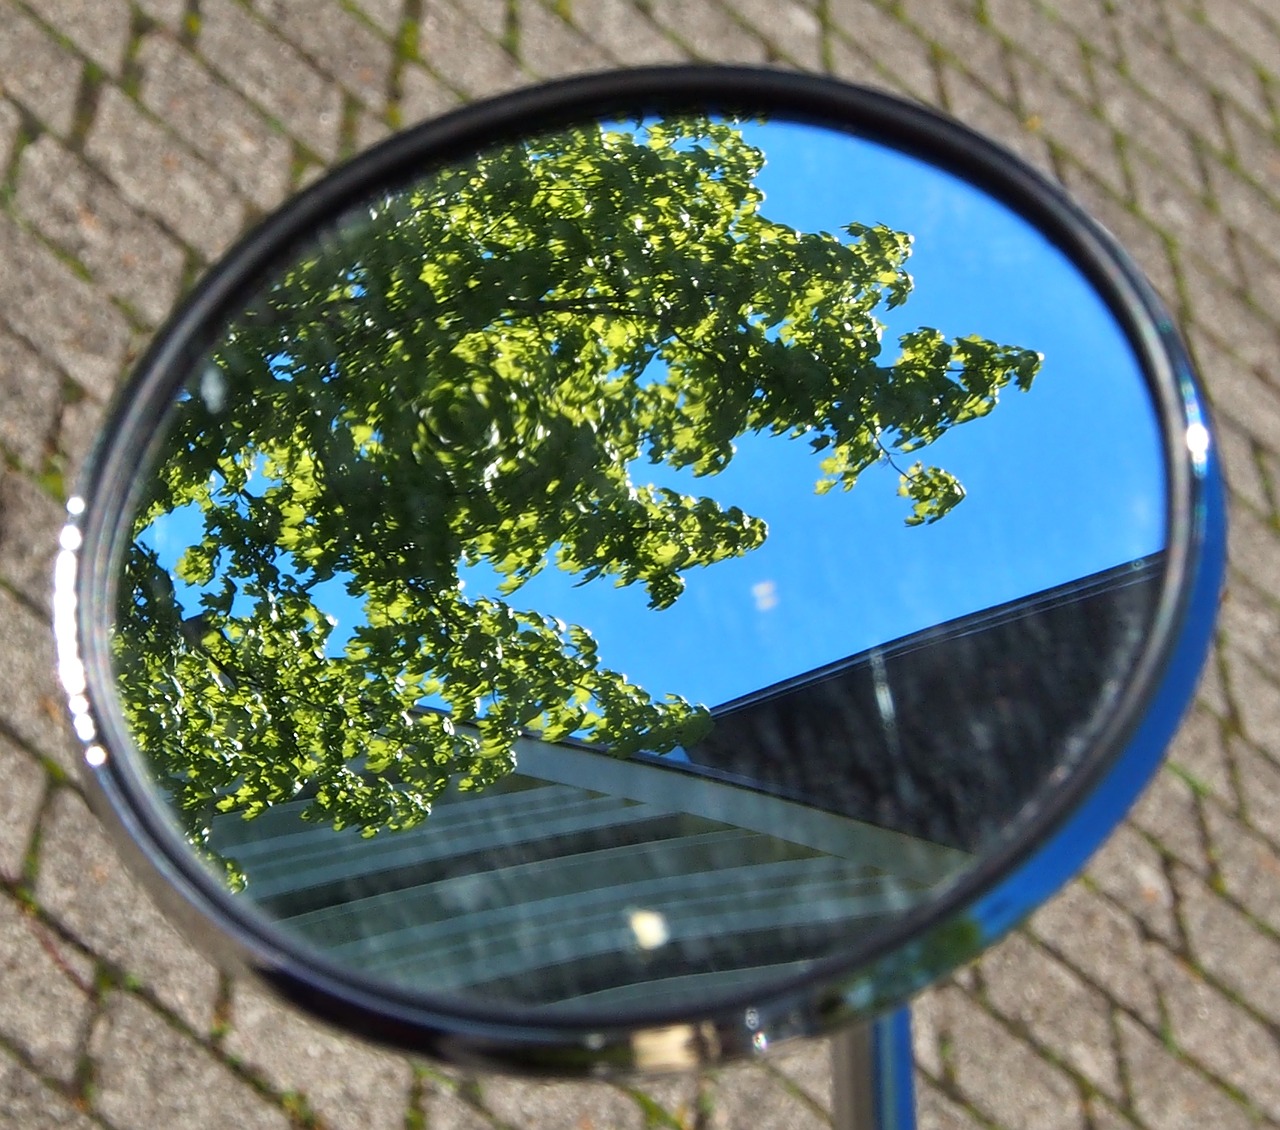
<box><xmin>1</xmin><ymin>1</ymin><xmax>1278</xmax><ymax>1126</ymax></box>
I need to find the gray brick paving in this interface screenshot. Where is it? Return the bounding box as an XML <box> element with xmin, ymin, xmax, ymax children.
<box><xmin>15</xmin><ymin>134</ymin><xmax>187</xmax><ymax>327</ymax></box>
<box><xmin>85</xmin><ymin>85</ymin><xmax>247</xmax><ymax>260</ymax></box>
<box><xmin>0</xmin><ymin>1048</ymin><xmax>97</xmax><ymax>1130</ymax></box>
<box><xmin>0</xmin><ymin>326</ymin><xmax>62</xmax><ymax>475</ymax></box>
<box><xmin>0</xmin><ymin>734</ymin><xmax>43</xmax><ymax>883</ymax></box>
<box><xmin>225</xmin><ymin>983</ymin><xmax>415</xmax><ymax>1130</ymax></box>
<box><xmin>32</xmin><ymin>0</ymin><xmax>134</xmax><ymax>76</ymax></box>
<box><xmin>1</xmin><ymin>2</ymin><xmax>1278</xmax><ymax>1128</ymax></box>
<box><xmin>136</xmin><ymin>33</ymin><xmax>295</xmax><ymax>213</ymax></box>
<box><xmin>90</xmin><ymin>992</ymin><xmax>293</xmax><ymax>1130</ymax></box>
<box><xmin>0</xmin><ymin>0</ymin><xmax>84</xmax><ymax>136</ymax></box>
<box><xmin>34</xmin><ymin>788</ymin><xmax>222</xmax><ymax>1033</ymax></box>
<box><xmin>198</xmin><ymin>0</ymin><xmax>345</xmax><ymax>160</ymax></box>
<box><xmin>0</xmin><ymin>895</ymin><xmax>94</xmax><ymax>1082</ymax></box>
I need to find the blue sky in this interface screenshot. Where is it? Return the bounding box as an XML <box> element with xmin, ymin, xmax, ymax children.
<box><xmin>453</xmin><ymin>120</ymin><xmax>1167</xmax><ymax>708</ymax></box>
<box><xmin>146</xmin><ymin>118</ymin><xmax>1167</xmax><ymax>715</ymax></box>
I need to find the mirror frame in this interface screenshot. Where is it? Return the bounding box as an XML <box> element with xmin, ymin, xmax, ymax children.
<box><xmin>54</xmin><ymin>65</ymin><xmax>1226</xmax><ymax>1076</ymax></box>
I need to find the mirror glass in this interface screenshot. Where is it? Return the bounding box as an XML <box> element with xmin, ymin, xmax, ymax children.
<box><xmin>109</xmin><ymin>112</ymin><xmax>1166</xmax><ymax>1017</ymax></box>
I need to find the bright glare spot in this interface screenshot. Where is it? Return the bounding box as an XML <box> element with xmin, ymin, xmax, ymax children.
<box><xmin>59</xmin><ymin>524</ymin><xmax>82</xmax><ymax>551</ymax></box>
<box><xmin>752</xmin><ymin>580</ymin><xmax>778</xmax><ymax>612</ymax></box>
<box><xmin>73</xmin><ymin>713</ymin><xmax>96</xmax><ymax>741</ymax></box>
<box><xmin>85</xmin><ymin>745</ymin><xmax>107</xmax><ymax>768</ymax></box>
<box><xmin>1186</xmin><ymin>421</ymin><xmax>1210</xmax><ymax>460</ymax></box>
<box><xmin>200</xmin><ymin>364</ymin><xmax>227</xmax><ymax>414</ymax></box>
<box><xmin>753</xmin><ymin>1032</ymin><xmax>769</xmax><ymax>1052</ymax></box>
<box><xmin>66</xmin><ymin>496</ymin><xmax>86</xmax><ymax>516</ymax></box>
<box><xmin>629</xmin><ymin>908</ymin><xmax>670</xmax><ymax>950</ymax></box>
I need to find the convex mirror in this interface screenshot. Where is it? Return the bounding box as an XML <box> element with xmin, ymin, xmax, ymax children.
<box><xmin>56</xmin><ymin>68</ymin><xmax>1225</xmax><ymax>1074</ymax></box>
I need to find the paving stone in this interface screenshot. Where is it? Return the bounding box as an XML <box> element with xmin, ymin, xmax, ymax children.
<box><xmin>199</xmin><ymin>0</ymin><xmax>344</xmax><ymax>159</ymax></box>
<box><xmin>1199</xmin><ymin>0</ymin><xmax>1280</xmax><ymax>90</ymax></box>
<box><xmin>0</xmin><ymin>94</ymin><xmax>21</xmax><ymax>171</ymax></box>
<box><xmin>1188</xmin><ymin>331</ymin><xmax>1280</xmax><ymax>455</ymax></box>
<box><xmin>703</xmin><ymin>1060</ymin><xmax>827</xmax><ymax>1130</ymax></box>
<box><xmin>1128</xmin><ymin>766</ymin><xmax>1207</xmax><ymax>874</ymax></box>
<box><xmin>254</xmin><ymin>0</ymin><xmax>395</xmax><ymax>112</ymax></box>
<box><xmin>35</xmin><ymin>0</ymin><xmax>133</xmax><ymax>74</ymax></box>
<box><xmin>90</xmin><ymin>992</ymin><xmax>291</xmax><ymax>1130</ymax></box>
<box><xmin>1206</xmin><ymin>141</ymin><xmax>1280</xmax><ymax>269</ymax></box>
<box><xmin>1174</xmin><ymin>861</ymin><xmax>1280</xmax><ymax>1024</ymax></box>
<box><xmin>828</xmin><ymin>6</ymin><xmax>937</xmax><ymax>103</ymax></box>
<box><xmin>1116</xmin><ymin>17</ymin><xmax>1224</xmax><ymax>150</ymax></box>
<box><xmin>1115</xmin><ymin>1012</ymin><xmax>1255</xmax><ymax>1130</ymax></box>
<box><xmin>1010</xmin><ymin>59</ymin><xmax>1127</xmax><ymax>195</ymax></box>
<box><xmin>915</xmin><ymin>1075</ymin><xmax>985</xmax><ymax>1130</ymax></box>
<box><xmin>397</xmin><ymin>62</ymin><xmax>460</xmax><ymax>127</ymax></box>
<box><xmin>457</xmin><ymin>0</ymin><xmax>510</xmax><ymax>39</ymax></box>
<box><xmin>137</xmin><ymin>33</ymin><xmax>294</xmax><ymax>213</ymax></box>
<box><xmin>1182</xmin><ymin>256</ymin><xmax>1280</xmax><ymax>373</ymax></box>
<box><xmin>0</xmin><ymin>469</ymin><xmax>62</xmax><ymax>609</ymax></box>
<box><xmin>352</xmin><ymin>0</ymin><xmax>403</xmax><ymax>38</ymax></box>
<box><xmin>420</xmin><ymin>1073</ymin><xmax>495</xmax><ymax>1130</ymax></box>
<box><xmin>1221</xmin><ymin>100</ymin><xmax>1280</xmax><ymax>203</ymax></box>
<box><xmin>34</xmin><ymin>788</ymin><xmax>221</xmax><ymax>1034</ymax></box>
<box><xmin>0</xmin><ymin>325</ymin><xmax>61</xmax><ymax>473</ymax></box>
<box><xmin>1235</xmin><ymin>242</ymin><xmax>1280</xmax><ymax>339</ymax></box>
<box><xmin>565</xmin><ymin>0</ymin><xmax>688</xmax><ymax>65</ymax></box>
<box><xmin>482</xmin><ymin>1074</ymin><xmax>649</xmax><ymax>1129</ymax></box>
<box><xmin>1087</xmin><ymin>823</ymin><xmax>1179</xmax><ymax>944</ymax></box>
<box><xmin>1093</xmin><ymin>69</ymin><xmax>1205</xmax><ymax>199</ymax></box>
<box><xmin>938</xmin><ymin>987</ymin><xmax>1084</xmax><ymax>1130</ymax></box>
<box><xmin>1166</xmin><ymin>705</ymin><xmax>1236</xmax><ymax>807</ymax></box>
<box><xmin>0</xmin><ymin>213</ymin><xmax>131</xmax><ymax>399</ymax></box>
<box><xmin>912</xmin><ymin>985</ymin><xmax>945</xmax><ymax>1077</ymax></box>
<box><xmin>718</xmin><ymin>0</ymin><xmax>824</xmax><ymax>69</ymax></box>
<box><xmin>767</xmin><ymin>1038</ymin><xmax>829</xmax><ymax>1111</ymax></box>
<box><xmin>1167</xmin><ymin>6</ymin><xmax>1271</xmax><ymax>127</ymax></box>
<box><xmin>1054</xmin><ymin>161</ymin><xmax>1178</xmax><ymax>303</ymax></box>
<box><xmin>1223</xmin><ymin>648</ymin><xmax>1280</xmax><ymax>766</ymax></box>
<box><xmin>0</xmin><ymin>896</ymin><xmax>94</xmax><ymax>1081</ymax></box>
<box><xmin>1216</xmin><ymin>415</ymin><xmax>1272</xmax><ymax>516</ymax></box>
<box><xmin>981</xmin><ymin>931</ymin><xmax>1121</xmax><ymax>1098</ymax></box>
<box><xmin>1148</xmin><ymin>945</ymin><xmax>1280</xmax><ymax>1120</ymax></box>
<box><xmin>0</xmin><ymin>1047</ymin><xmax>97</xmax><ymax>1130</ymax></box>
<box><xmin>0</xmin><ymin>736</ymin><xmax>44</xmax><ymax>883</ymax></box>
<box><xmin>1203</xmin><ymin>802</ymin><xmax>1280</xmax><ymax>934</ymax></box>
<box><xmin>938</xmin><ymin>64</ymin><xmax>1055</xmax><ymax>175</ymax></box>
<box><xmin>646</xmin><ymin>0</ymin><xmax>770</xmax><ymax>64</ymax></box>
<box><xmin>1230</xmin><ymin>736</ymin><xmax>1280</xmax><ymax>849</ymax></box>
<box><xmin>85</xmin><ymin>84</ymin><xmax>247</xmax><ymax>261</ymax></box>
<box><xmin>1029</xmin><ymin>881</ymin><xmax>1162</xmax><ymax>1026</ymax></box>
<box><xmin>1034</xmin><ymin>0</ymin><xmax>1116</xmax><ymax>61</ymax></box>
<box><xmin>15</xmin><ymin>134</ymin><xmax>187</xmax><ymax>327</ymax></box>
<box><xmin>1219</xmin><ymin>581</ymin><xmax>1280</xmax><ymax>699</ymax></box>
<box><xmin>57</xmin><ymin>393</ymin><xmax>109</xmax><ymax>485</ymax></box>
<box><xmin>1109</xmin><ymin>0</ymin><xmax>1174</xmax><ymax>49</ymax></box>
<box><xmin>134</xmin><ymin>0</ymin><xmax>185</xmax><ymax>29</ymax></box>
<box><xmin>514</xmin><ymin>0</ymin><xmax>612</xmax><ymax>79</ymax></box>
<box><xmin>0</xmin><ymin>588</ymin><xmax>78</xmax><ymax>771</ymax></box>
<box><xmin>910</xmin><ymin>0</ymin><xmax>1014</xmax><ymax>104</ymax></box>
<box><xmin>0</xmin><ymin>0</ymin><xmax>83</xmax><ymax>136</ymax></box>
<box><xmin>355</xmin><ymin>110</ymin><xmax>392</xmax><ymax>152</ymax></box>
<box><xmin>419</xmin><ymin>0</ymin><xmax>526</xmax><ymax>99</ymax></box>
<box><xmin>991</xmin><ymin>1</ymin><xmax>1092</xmax><ymax>102</ymax></box>
<box><xmin>225</xmin><ymin>982</ymin><xmax>414</xmax><ymax>1130</ymax></box>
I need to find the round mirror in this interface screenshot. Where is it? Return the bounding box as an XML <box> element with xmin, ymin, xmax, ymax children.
<box><xmin>56</xmin><ymin>68</ymin><xmax>1224</xmax><ymax>1073</ymax></box>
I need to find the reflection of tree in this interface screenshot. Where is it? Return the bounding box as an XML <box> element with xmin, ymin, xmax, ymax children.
<box><xmin>114</xmin><ymin>116</ymin><xmax>1041</xmax><ymax>877</ymax></box>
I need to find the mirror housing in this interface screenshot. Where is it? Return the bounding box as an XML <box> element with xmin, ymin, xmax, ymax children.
<box><xmin>54</xmin><ymin>66</ymin><xmax>1225</xmax><ymax>1075</ymax></box>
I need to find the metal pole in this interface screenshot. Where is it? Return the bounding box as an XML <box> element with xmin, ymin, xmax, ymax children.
<box><xmin>831</xmin><ymin>1008</ymin><xmax>917</xmax><ymax>1130</ymax></box>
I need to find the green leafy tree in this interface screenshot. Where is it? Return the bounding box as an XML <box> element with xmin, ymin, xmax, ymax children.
<box><xmin>114</xmin><ymin>115</ymin><xmax>1041</xmax><ymax>876</ymax></box>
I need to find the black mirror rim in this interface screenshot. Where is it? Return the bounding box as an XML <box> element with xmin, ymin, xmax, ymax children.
<box><xmin>55</xmin><ymin>64</ymin><xmax>1224</xmax><ymax>1075</ymax></box>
